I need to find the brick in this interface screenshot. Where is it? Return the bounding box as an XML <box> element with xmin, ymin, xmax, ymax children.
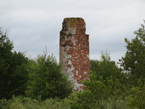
<box><xmin>59</xmin><ymin>17</ymin><xmax>90</xmax><ymax>92</ymax></box>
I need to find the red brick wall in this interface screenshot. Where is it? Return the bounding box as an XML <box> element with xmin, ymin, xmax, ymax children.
<box><xmin>59</xmin><ymin>17</ymin><xmax>90</xmax><ymax>92</ymax></box>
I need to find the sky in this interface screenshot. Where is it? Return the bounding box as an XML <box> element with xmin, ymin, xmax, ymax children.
<box><xmin>0</xmin><ymin>0</ymin><xmax>145</xmax><ymax>76</ymax></box>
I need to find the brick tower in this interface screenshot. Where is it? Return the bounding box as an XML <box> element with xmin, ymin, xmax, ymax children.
<box><xmin>59</xmin><ymin>17</ymin><xmax>90</xmax><ymax>92</ymax></box>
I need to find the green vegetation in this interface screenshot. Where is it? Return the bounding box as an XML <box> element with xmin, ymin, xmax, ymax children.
<box><xmin>0</xmin><ymin>19</ymin><xmax>145</xmax><ymax>109</ymax></box>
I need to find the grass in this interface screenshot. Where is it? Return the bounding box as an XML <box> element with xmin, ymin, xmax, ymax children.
<box><xmin>0</xmin><ymin>90</ymin><xmax>142</xmax><ymax>109</ymax></box>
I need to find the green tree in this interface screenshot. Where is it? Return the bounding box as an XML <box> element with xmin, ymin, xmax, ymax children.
<box><xmin>117</xmin><ymin>19</ymin><xmax>145</xmax><ymax>88</ymax></box>
<box><xmin>0</xmin><ymin>28</ymin><xmax>15</xmax><ymax>100</ymax></box>
<box><xmin>24</xmin><ymin>46</ymin><xmax>74</xmax><ymax>103</ymax></box>
<box><xmin>0</xmin><ymin>27</ymin><xmax>31</xmax><ymax>101</ymax></box>
<box><xmin>0</xmin><ymin>28</ymin><xmax>14</xmax><ymax>76</ymax></box>
<box><xmin>90</xmin><ymin>50</ymin><xmax>129</xmax><ymax>89</ymax></box>
<box><xmin>4</xmin><ymin>51</ymin><xmax>32</xmax><ymax>100</ymax></box>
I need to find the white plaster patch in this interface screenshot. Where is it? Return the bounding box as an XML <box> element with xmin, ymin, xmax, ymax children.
<box><xmin>68</xmin><ymin>72</ymin><xmax>74</xmax><ymax>82</ymax></box>
<box><xmin>66</xmin><ymin>46</ymin><xmax>71</xmax><ymax>52</ymax></box>
<box><xmin>69</xmin><ymin>27</ymin><xmax>76</xmax><ymax>34</ymax></box>
<box><xmin>68</xmin><ymin>60</ymin><xmax>72</xmax><ymax>64</ymax></box>
<box><xmin>73</xmin><ymin>80</ymin><xmax>84</xmax><ymax>92</ymax></box>
<box><xmin>76</xmin><ymin>70</ymin><xmax>78</xmax><ymax>75</ymax></box>
<box><xmin>87</xmin><ymin>54</ymin><xmax>89</xmax><ymax>59</ymax></box>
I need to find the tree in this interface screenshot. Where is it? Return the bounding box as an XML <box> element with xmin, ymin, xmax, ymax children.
<box><xmin>24</xmin><ymin>46</ymin><xmax>74</xmax><ymax>103</ymax></box>
<box><xmin>90</xmin><ymin>50</ymin><xmax>129</xmax><ymax>87</ymax></box>
<box><xmin>0</xmin><ymin>28</ymin><xmax>15</xmax><ymax>100</ymax></box>
<box><xmin>4</xmin><ymin>51</ymin><xmax>32</xmax><ymax>100</ymax></box>
<box><xmin>0</xmin><ymin>27</ymin><xmax>31</xmax><ymax>101</ymax></box>
<box><xmin>88</xmin><ymin>50</ymin><xmax>131</xmax><ymax>101</ymax></box>
<box><xmin>117</xmin><ymin>19</ymin><xmax>145</xmax><ymax>88</ymax></box>
<box><xmin>0</xmin><ymin>28</ymin><xmax>14</xmax><ymax>76</ymax></box>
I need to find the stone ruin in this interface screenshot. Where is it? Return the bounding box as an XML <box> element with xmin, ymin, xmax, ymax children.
<box><xmin>59</xmin><ymin>17</ymin><xmax>90</xmax><ymax>92</ymax></box>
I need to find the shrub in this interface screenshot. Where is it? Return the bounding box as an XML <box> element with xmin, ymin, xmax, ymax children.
<box><xmin>125</xmin><ymin>78</ymin><xmax>145</xmax><ymax>109</ymax></box>
<box><xmin>68</xmin><ymin>70</ymin><xmax>125</xmax><ymax>109</ymax></box>
<box><xmin>24</xmin><ymin>46</ymin><xmax>74</xmax><ymax>103</ymax></box>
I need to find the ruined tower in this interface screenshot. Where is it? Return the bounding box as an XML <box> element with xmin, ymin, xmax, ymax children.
<box><xmin>59</xmin><ymin>17</ymin><xmax>90</xmax><ymax>92</ymax></box>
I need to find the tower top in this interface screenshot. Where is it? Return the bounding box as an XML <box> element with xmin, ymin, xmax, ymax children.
<box><xmin>63</xmin><ymin>17</ymin><xmax>85</xmax><ymax>27</ymax></box>
<box><xmin>61</xmin><ymin>17</ymin><xmax>86</xmax><ymax>35</ymax></box>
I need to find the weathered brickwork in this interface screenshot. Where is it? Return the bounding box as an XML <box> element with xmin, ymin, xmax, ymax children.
<box><xmin>59</xmin><ymin>17</ymin><xmax>90</xmax><ymax>92</ymax></box>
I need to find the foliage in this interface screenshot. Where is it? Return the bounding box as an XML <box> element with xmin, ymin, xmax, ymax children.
<box><xmin>0</xmin><ymin>28</ymin><xmax>14</xmax><ymax>75</ymax></box>
<box><xmin>69</xmin><ymin>51</ymin><xmax>145</xmax><ymax>109</ymax></box>
<box><xmin>2</xmin><ymin>51</ymin><xmax>31</xmax><ymax>100</ymax></box>
<box><xmin>125</xmin><ymin>79</ymin><xmax>145</xmax><ymax>109</ymax></box>
<box><xmin>0</xmin><ymin>28</ymin><xmax>31</xmax><ymax>101</ymax></box>
<box><xmin>24</xmin><ymin>46</ymin><xmax>74</xmax><ymax>103</ymax></box>
<box><xmin>68</xmin><ymin>50</ymin><xmax>128</xmax><ymax>108</ymax></box>
<box><xmin>123</xmin><ymin>19</ymin><xmax>145</xmax><ymax>109</ymax></box>
<box><xmin>89</xmin><ymin>50</ymin><xmax>131</xmax><ymax>100</ymax></box>
<box><xmin>117</xmin><ymin>19</ymin><xmax>145</xmax><ymax>88</ymax></box>
<box><xmin>68</xmin><ymin>70</ymin><xmax>126</xmax><ymax>109</ymax></box>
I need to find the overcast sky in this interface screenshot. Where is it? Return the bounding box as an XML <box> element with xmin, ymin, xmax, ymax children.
<box><xmin>1</xmin><ymin>0</ymin><xmax>145</xmax><ymax>75</ymax></box>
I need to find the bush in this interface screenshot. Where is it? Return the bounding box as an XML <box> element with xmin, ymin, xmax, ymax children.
<box><xmin>69</xmin><ymin>70</ymin><xmax>126</xmax><ymax>109</ymax></box>
<box><xmin>24</xmin><ymin>46</ymin><xmax>74</xmax><ymax>103</ymax></box>
<box><xmin>125</xmin><ymin>78</ymin><xmax>145</xmax><ymax>109</ymax></box>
